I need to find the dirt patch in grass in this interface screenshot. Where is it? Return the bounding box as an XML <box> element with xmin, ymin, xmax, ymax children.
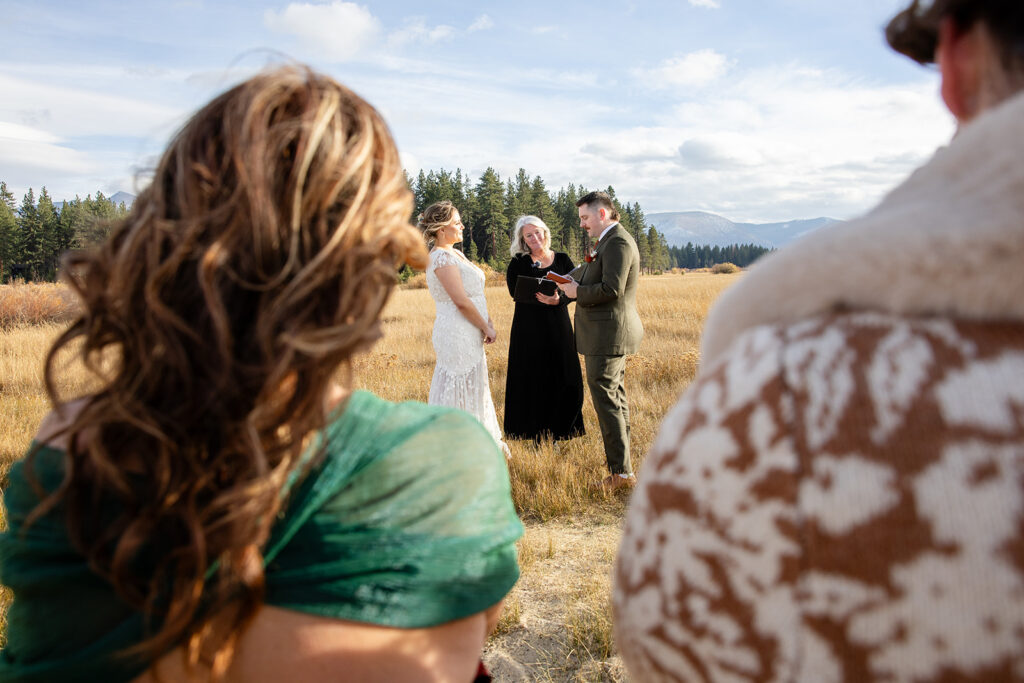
<box><xmin>485</xmin><ymin>518</ymin><xmax>628</xmax><ymax>682</ymax></box>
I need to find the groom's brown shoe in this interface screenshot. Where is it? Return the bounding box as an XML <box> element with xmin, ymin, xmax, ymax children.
<box><xmin>599</xmin><ymin>474</ymin><xmax>636</xmax><ymax>492</ymax></box>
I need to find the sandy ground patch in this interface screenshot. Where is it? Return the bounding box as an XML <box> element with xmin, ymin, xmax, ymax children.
<box><xmin>484</xmin><ymin>519</ymin><xmax>629</xmax><ymax>682</ymax></box>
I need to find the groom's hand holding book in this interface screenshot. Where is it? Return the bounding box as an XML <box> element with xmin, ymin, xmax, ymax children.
<box><xmin>544</xmin><ymin>271</ymin><xmax>574</xmax><ymax>284</ymax></box>
<box><xmin>546</xmin><ymin>270</ymin><xmax>579</xmax><ymax>298</ymax></box>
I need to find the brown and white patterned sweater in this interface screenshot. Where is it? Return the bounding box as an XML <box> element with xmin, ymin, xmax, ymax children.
<box><xmin>615</xmin><ymin>91</ymin><xmax>1024</xmax><ymax>682</ymax></box>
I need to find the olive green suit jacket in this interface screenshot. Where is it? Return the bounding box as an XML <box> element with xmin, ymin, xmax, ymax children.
<box><xmin>572</xmin><ymin>224</ymin><xmax>643</xmax><ymax>356</ymax></box>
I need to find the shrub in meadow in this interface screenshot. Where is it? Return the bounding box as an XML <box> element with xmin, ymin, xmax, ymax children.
<box><xmin>0</xmin><ymin>283</ymin><xmax>79</xmax><ymax>328</ymax></box>
<box><xmin>401</xmin><ymin>272</ymin><xmax>428</xmax><ymax>289</ymax></box>
<box><xmin>710</xmin><ymin>262</ymin><xmax>740</xmax><ymax>274</ymax></box>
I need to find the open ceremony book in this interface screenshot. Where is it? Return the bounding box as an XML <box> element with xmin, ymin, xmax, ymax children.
<box><xmin>543</xmin><ymin>271</ymin><xmax>575</xmax><ymax>285</ymax></box>
<box><xmin>513</xmin><ymin>275</ymin><xmax>559</xmax><ymax>303</ymax></box>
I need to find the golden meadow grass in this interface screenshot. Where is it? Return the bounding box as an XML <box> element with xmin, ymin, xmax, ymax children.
<box><xmin>355</xmin><ymin>272</ymin><xmax>729</xmax><ymax>521</ymax></box>
<box><xmin>0</xmin><ymin>272</ymin><xmax>739</xmax><ymax>676</ymax></box>
<box><xmin>0</xmin><ymin>282</ymin><xmax>79</xmax><ymax>329</ymax></box>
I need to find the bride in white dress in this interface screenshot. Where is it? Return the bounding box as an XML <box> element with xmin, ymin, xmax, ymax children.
<box><xmin>419</xmin><ymin>201</ymin><xmax>510</xmax><ymax>458</ymax></box>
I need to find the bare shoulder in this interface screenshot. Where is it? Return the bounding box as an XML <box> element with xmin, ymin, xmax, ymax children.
<box><xmin>137</xmin><ymin>605</ymin><xmax>492</xmax><ymax>683</ymax></box>
<box><xmin>35</xmin><ymin>398</ymin><xmax>90</xmax><ymax>450</ymax></box>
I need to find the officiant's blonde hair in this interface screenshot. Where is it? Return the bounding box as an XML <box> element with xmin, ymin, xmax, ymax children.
<box><xmin>510</xmin><ymin>215</ymin><xmax>552</xmax><ymax>257</ymax></box>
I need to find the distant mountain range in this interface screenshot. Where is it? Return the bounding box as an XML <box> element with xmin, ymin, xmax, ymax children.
<box><xmin>60</xmin><ymin>194</ymin><xmax>835</xmax><ymax>250</ymax></box>
<box><xmin>647</xmin><ymin>211</ymin><xmax>841</xmax><ymax>249</ymax></box>
<box><xmin>54</xmin><ymin>191</ymin><xmax>135</xmax><ymax>211</ymax></box>
<box><xmin>109</xmin><ymin>191</ymin><xmax>135</xmax><ymax>206</ymax></box>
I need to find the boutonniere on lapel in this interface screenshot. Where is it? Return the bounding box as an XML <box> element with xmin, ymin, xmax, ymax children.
<box><xmin>584</xmin><ymin>240</ymin><xmax>598</xmax><ymax>263</ymax></box>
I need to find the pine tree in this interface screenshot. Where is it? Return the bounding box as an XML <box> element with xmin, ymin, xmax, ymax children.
<box><xmin>56</xmin><ymin>196</ymin><xmax>81</xmax><ymax>255</ymax></box>
<box><xmin>529</xmin><ymin>176</ymin><xmax>562</xmax><ymax>250</ymax></box>
<box><xmin>74</xmin><ymin>192</ymin><xmax>120</xmax><ymax>247</ymax></box>
<box><xmin>647</xmin><ymin>226</ymin><xmax>669</xmax><ymax>272</ymax></box>
<box><xmin>630</xmin><ymin>203</ymin><xmax>647</xmax><ymax>237</ymax></box>
<box><xmin>634</xmin><ymin>228</ymin><xmax>650</xmax><ymax>273</ymax></box>
<box><xmin>504</xmin><ymin>178</ymin><xmax>516</xmax><ymax>221</ymax></box>
<box><xmin>504</xmin><ymin>168</ymin><xmax>531</xmax><ymax>227</ymax></box>
<box><xmin>451</xmin><ymin>169</ymin><xmax>469</xmax><ymax>216</ymax></box>
<box><xmin>632</xmin><ymin>203</ymin><xmax>657</xmax><ymax>272</ymax></box>
<box><xmin>473</xmin><ymin>168</ymin><xmax>506</xmax><ymax>265</ymax></box>
<box><xmin>17</xmin><ymin>189</ymin><xmax>42</xmax><ymax>280</ymax></box>
<box><xmin>458</xmin><ymin>171</ymin><xmax>479</xmax><ymax>257</ymax></box>
<box><xmin>684</xmin><ymin>242</ymin><xmax>696</xmax><ymax>268</ymax></box>
<box><xmin>413</xmin><ymin>170</ymin><xmax>429</xmax><ymax>217</ymax></box>
<box><xmin>0</xmin><ymin>182</ymin><xmax>15</xmax><ymax>212</ymax></box>
<box><xmin>36</xmin><ymin>187</ymin><xmax>60</xmax><ymax>280</ymax></box>
<box><xmin>554</xmin><ymin>184</ymin><xmax>581</xmax><ymax>260</ymax></box>
<box><xmin>0</xmin><ymin>182</ymin><xmax>17</xmax><ymax>282</ymax></box>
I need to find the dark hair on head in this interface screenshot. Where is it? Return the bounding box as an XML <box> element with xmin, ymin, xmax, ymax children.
<box><xmin>417</xmin><ymin>200</ymin><xmax>459</xmax><ymax>246</ymax></box>
<box><xmin>576</xmin><ymin>190</ymin><xmax>620</xmax><ymax>222</ymax></box>
<box><xmin>31</xmin><ymin>64</ymin><xmax>426</xmax><ymax>677</ymax></box>
<box><xmin>887</xmin><ymin>0</ymin><xmax>1024</xmax><ymax>73</ymax></box>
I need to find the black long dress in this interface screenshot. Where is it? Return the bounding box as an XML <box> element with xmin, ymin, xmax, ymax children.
<box><xmin>503</xmin><ymin>252</ymin><xmax>585</xmax><ymax>442</ymax></box>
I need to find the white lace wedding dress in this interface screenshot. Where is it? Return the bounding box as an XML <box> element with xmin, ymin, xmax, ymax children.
<box><xmin>426</xmin><ymin>248</ymin><xmax>509</xmax><ymax>457</ymax></box>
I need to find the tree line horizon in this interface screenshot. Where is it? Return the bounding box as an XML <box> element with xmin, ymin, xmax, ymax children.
<box><xmin>0</xmin><ymin>168</ymin><xmax>772</xmax><ymax>283</ymax></box>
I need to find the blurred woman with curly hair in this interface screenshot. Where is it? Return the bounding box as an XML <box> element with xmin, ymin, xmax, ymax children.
<box><xmin>0</xmin><ymin>66</ymin><xmax>522</xmax><ymax>682</ymax></box>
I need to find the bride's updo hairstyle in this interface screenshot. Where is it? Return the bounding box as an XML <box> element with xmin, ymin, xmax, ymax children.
<box><xmin>31</xmin><ymin>65</ymin><xmax>427</xmax><ymax>675</ymax></box>
<box><xmin>417</xmin><ymin>200</ymin><xmax>458</xmax><ymax>247</ymax></box>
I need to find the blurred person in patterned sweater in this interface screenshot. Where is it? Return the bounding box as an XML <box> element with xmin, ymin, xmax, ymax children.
<box><xmin>614</xmin><ymin>1</ymin><xmax>1024</xmax><ymax>681</ymax></box>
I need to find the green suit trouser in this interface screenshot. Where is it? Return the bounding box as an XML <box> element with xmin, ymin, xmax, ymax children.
<box><xmin>584</xmin><ymin>354</ymin><xmax>632</xmax><ymax>476</ymax></box>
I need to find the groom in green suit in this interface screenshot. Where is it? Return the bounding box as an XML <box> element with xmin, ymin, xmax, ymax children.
<box><xmin>556</xmin><ymin>191</ymin><xmax>643</xmax><ymax>490</ymax></box>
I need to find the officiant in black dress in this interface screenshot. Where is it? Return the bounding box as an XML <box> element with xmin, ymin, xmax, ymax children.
<box><xmin>504</xmin><ymin>215</ymin><xmax>585</xmax><ymax>442</ymax></box>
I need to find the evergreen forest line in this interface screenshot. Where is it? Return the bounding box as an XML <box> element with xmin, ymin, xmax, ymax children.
<box><xmin>410</xmin><ymin>167</ymin><xmax>771</xmax><ymax>272</ymax></box>
<box><xmin>0</xmin><ymin>182</ymin><xmax>130</xmax><ymax>282</ymax></box>
<box><xmin>0</xmin><ymin>169</ymin><xmax>772</xmax><ymax>284</ymax></box>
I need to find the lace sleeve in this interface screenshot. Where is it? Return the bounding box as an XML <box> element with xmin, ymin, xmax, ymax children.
<box><xmin>431</xmin><ymin>249</ymin><xmax>459</xmax><ymax>270</ymax></box>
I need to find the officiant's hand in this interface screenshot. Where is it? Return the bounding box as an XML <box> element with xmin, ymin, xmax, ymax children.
<box><xmin>556</xmin><ymin>280</ymin><xmax>578</xmax><ymax>299</ymax></box>
<box><xmin>535</xmin><ymin>292</ymin><xmax>559</xmax><ymax>306</ymax></box>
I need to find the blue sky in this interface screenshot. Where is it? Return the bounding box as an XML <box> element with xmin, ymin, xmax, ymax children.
<box><xmin>1</xmin><ymin>0</ymin><xmax>953</xmax><ymax>222</ymax></box>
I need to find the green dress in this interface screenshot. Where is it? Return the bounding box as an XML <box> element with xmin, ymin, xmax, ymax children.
<box><xmin>0</xmin><ymin>391</ymin><xmax>523</xmax><ymax>682</ymax></box>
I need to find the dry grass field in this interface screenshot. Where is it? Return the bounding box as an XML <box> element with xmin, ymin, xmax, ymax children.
<box><xmin>0</xmin><ymin>272</ymin><xmax>740</xmax><ymax>680</ymax></box>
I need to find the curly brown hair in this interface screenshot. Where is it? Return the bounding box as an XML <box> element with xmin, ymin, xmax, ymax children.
<box><xmin>28</xmin><ymin>65</ymin><xmax>426</xmax><ymax>677</ymax></box>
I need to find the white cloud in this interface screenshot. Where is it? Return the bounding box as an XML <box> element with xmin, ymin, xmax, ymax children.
<box><xmin>626</xmin><ymin>65</ymin><xmax>953</xmax><ymax>219</ymax></box>
<box><xmin>579</xmin><ymin>129</ymin><xmax>680</xmax><ymax>163</ymax></box>
<box><xmin>0</xmin><ymin>67</ymin><xmax>192</xmax><ymax>200</ymax></box>
<box><xmin>0</xmin><ymin>122</ymin><xmax>94</xmax><ymax>176</ymax></box>
<box><xmin>0</xmin><ymin>121</ymin><xmax>59</xmax><ymax>145</ymax></box>
<box><xmin>468</xmin><ymin>14</ymin><xmax>494</xmax><ymax>32</ymax></box>
<box><xmin>0</xmin><ymin>124</ymin><xmax>134</xmax><ymax>202</ymax></box>
<box><xmin>0</xmin><ymin>73</ymin><xmax>184</xmax><ymax>139</ymax></box>
<box><xmin>678</xmin><ymin>136</ymin><xmax>764</xmax><ymax>170</ymax></box>
<box><xmin>636</xmin><ymin>49</ymin><xmax>731</xmax><ymax>89</ymax></box>
<box><xmin>689</xmin><ymin>0</ymin><xmax>721</xmax><ymax>8</ymax></box>
<box><xmin>264</xmin><ymin>2</ymin><xmax>381</xmax><ymax>62</ymax></box>
<box><xmin>388</xmin><ymin>18</ymin><xmax>456</xmax><ymax>47</ymax></box>
<box><xmin>354</xmin><ymin>50</ymin><xmax>951</xmax><ymax>223</ymax></box>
